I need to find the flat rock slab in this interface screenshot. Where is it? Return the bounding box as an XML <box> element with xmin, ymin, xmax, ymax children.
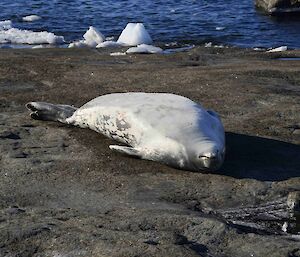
<box><xmin>0</xmin><ymin>47</ymin><xmax>300</xmax><ymax>257</ymax></box>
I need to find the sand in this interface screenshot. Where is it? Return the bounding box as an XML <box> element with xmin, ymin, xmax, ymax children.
<box><xmin>0</xmin><ymin>46</ymin><xmax>299</xmax><ymax>257</ymax></box>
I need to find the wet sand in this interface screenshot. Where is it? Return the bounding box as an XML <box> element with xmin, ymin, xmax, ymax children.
<box><xmin>0</xmin><ymin>47</ymin><xmax>300</xmax><ymax>257</ymax></box>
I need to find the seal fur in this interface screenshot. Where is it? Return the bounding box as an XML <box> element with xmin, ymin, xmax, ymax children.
<box><xmin>26</xmin><ymin>92</ymin><xmax>225</xmax><ymax>171</ymax></box>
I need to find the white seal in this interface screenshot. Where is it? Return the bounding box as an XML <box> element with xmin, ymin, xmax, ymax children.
<box><xmin>26</xmin><ymin>93</ymin><xmax>225</xmax><ymax>171</ymax></box>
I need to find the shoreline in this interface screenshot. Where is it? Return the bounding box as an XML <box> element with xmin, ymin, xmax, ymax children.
<box><xmin>0</xmin><ymin>46</ymin><xmax>299</xmax><ymax>257</ymax></box>
<box><xmin>1</xmin><ymin>41</ymin><xmax>300</xmax><ymax>51</ymax></box>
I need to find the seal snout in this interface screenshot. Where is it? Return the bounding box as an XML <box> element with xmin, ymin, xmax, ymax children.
<box><xmin>199</xmin><ymin>151</ymin><xmax>218</xmax><ymax>159</ymax></box>
<box><xmin>198</xmin><ymin>150</ymin><xmax>223</xmax><ymax>171</ymax></box>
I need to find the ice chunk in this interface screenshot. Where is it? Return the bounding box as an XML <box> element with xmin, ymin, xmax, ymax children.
<box><xmin>96</xmin><ymin>41</ymin><xmax>121</xmax><ymax>48</ymax></box>
<box><xmin>68</xmin><ymin>40</ymin><xmax>88</xmax><ymax>48</ymax></box>
<box><xmin>117</xmin><ymin>23</ymin><xmax>153</xmax><ymax>46</ymax></box>
<box><xmin>83</xmin><ymin>26</ymin><xmax>105</xmax><ymax>47</ymax></box>
<box><xmin>22</xmin><ymin>15</ymin><xmax>41</xmax><ymax>22</ymax></box>
<box><xmin>267</xmin><ymin>46</ymin><xmax>288</xmax><ymax>53</ymax></box>
<box><xmin>126</xmin><ymin>44</ymin><xmax>163</xmax><ymax>54</ymax></box>
<box><xmin>106</xmin><ymin>36</ymin><xmax>115</xmax><ymax>41</ymax></box>
<box><xmin>32</xmin><ymin>44</ymin><xmax>48</xmax><ymax>49</ymax></box>
<box><xmin>0</xmin><ymin>28</ymin><xmax>64</xmax><ymax>44</ymax></box>
<box><xmin>253</xmin><ymin>47</ymin><xmax>265</xmax><ymax>51</ymax></box>
<box><xmin>110</xmin><ymin>52</ymin><xmax>126</xmax><ymax>56</ymax></box>
<box><xmin>0</xmin><ymin>20</ymin><xmax>12</xmax><ymax>30</ymax></box>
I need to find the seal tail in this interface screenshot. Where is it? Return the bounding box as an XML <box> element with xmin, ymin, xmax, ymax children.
<box><xmin>26</xmin><ymin>102</ymin><xmax>78</xmax><ymax>124</ymax></box>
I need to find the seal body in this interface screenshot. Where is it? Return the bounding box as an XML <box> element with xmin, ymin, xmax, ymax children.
<box><xmin>64</xmin><ymin>93</ymin><xmax>225</xmax><ymax>171</ymax></box>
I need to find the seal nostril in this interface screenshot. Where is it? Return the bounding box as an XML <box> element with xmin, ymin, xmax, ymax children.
<box><xmin>199</xmin><ymin>153</ymin><xmax>218</xmax><ymax>159</ymax></box>
<box><xmin>199</xmin><ymin>155</ymin><xmax>208</xmax><ymax>159</ymax></box>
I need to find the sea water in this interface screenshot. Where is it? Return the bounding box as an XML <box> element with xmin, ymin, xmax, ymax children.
<box><xmin>0</xmin><ymin>0</ymin><xmax>300</xmax><ymax>48</ymax></box>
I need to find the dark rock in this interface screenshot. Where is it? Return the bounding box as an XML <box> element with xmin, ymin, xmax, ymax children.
<box><xmin>0</xmin><ymin>131</ymin><xmax>20</xmax><ymax>140</ymax></box>
<box><xmin>255</xmin><ymin>0</ymin><xmax>300</xmax><ymax>14</ymax></box>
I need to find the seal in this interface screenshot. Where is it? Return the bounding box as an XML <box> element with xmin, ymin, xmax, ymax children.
<box><xmin>26</xmin><ymin>93</ymin><xmax>225</xmax><ymax>171</ymax></box>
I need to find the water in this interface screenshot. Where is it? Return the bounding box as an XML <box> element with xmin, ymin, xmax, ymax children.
<box><xmin>1</xmin><ymin>0</ymin><xmax>300</xmax><ymax>48</ymax></box>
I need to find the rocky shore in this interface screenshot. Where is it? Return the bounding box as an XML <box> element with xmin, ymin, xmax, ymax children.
<box><xmin>255</xmin><ymin>0</ymin><xmax>300</xmax><ymax>14</ymax></box>
<box><xmin>0</xmin><ymin>46</ymin><xmax>300</xmax><ymax>257</ymax></box>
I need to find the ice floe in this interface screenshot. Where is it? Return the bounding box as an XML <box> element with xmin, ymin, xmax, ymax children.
<box><xmin>126</xmin><ymin>44</ymin><xmax>163</xmax><ymax>54</ymax></box>
<box><xmin>0</xmin><ymin>28</ymin><xmax>64</xmax><ymax>45</ymax></box>
<box><xmin>22</xmin><ymin>15</ymin><xmax>42</xmax><ymax>22</ymax></box>
<box><xmin>267</xmin><ymin>46</ymin><xmax>288</xmax><ymax>53</ymax></box>
<box><xmin>117</xmin><ymin>23</ymin><xmax>153</xmax><ymax>46</ymax></box>
<box><xmin>0</xmin><ymin>20</ymin><xmax>64</xmax><ymax>45</ymax></box>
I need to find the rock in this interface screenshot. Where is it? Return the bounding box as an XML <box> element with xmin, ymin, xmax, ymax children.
<box><xmin>0</xmin><ymin>131</ymin><xmax>20</xmax><ymax>140</ymax></box>
<box><xmin>255</xmin><ymin>0</ymin><xmax>300</xmax><ymax>14</ymax></box>
<box><xmin>1</xmin><ymin>46</ymin><xmax>300</xmax><ymax>257</ymax></box>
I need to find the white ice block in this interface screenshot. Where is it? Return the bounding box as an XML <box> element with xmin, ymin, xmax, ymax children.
<box><xmin>83</xmin><ymin>26</ymin><xmax>105</xmax><ymax>47</ymax></box>
<box><xmin>22</xmin><ymin>15</ymin><xmax>42</xmax><ymax>22</ymax></box>
<box><xmin>117</xmin><ymin>23</ymin><xmax>153</xmax><ymax>46</ymax></box>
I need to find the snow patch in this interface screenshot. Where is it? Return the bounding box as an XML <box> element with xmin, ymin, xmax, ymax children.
<box><xmin>117</xmin><ymin>23</ymin><xmax>153</xmax><ymax>46</ymax></box>
<box><xmin>22</xmin><ymin>15</ymin><xmax>42</xmax><ymax>22</ymax></box>
<box><xmin>126</xmin><ymin>44</ymin><xmax>163</xmax><ymax>54</ymax></box>
<box><xmin>96</xmin><ymin>41</ymin><xmax>121</xmax><ymax>48</ymax></box>
<box><xmin>31</xmin><ymin>45</ymin><xmax>44</xmax><ymax>49</ymax></box>
<box><xmin>110</xmin><ymin>52</ymin><xmax>126</xmax><ymax>56</ymax></box>
<box><xmin>267</xmin><ymin>46</ymin><xmax>288</xmax><ymax>53</ymax></box>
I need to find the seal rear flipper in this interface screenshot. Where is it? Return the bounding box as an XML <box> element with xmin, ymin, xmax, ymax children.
<box><xmin>109</xmin><ymin>145</ymin><xmax>142</xmax><ymax>158</ymax></box>
<box><xmin>26</xmin><ymin>102</ymin><xmax>77</xmax><ymax>124</ymax></box>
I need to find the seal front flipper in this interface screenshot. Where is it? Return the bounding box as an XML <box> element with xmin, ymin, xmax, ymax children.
<box><xmin>109</xmin><ymin>145</ymin><xmax>142</xmax><ymax>158</ymax></box>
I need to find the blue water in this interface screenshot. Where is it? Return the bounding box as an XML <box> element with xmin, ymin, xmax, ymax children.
<box><xmin>1</xmin><ymin>0</ymin><xmax>300</xmax><ymax>48</ymax></box>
